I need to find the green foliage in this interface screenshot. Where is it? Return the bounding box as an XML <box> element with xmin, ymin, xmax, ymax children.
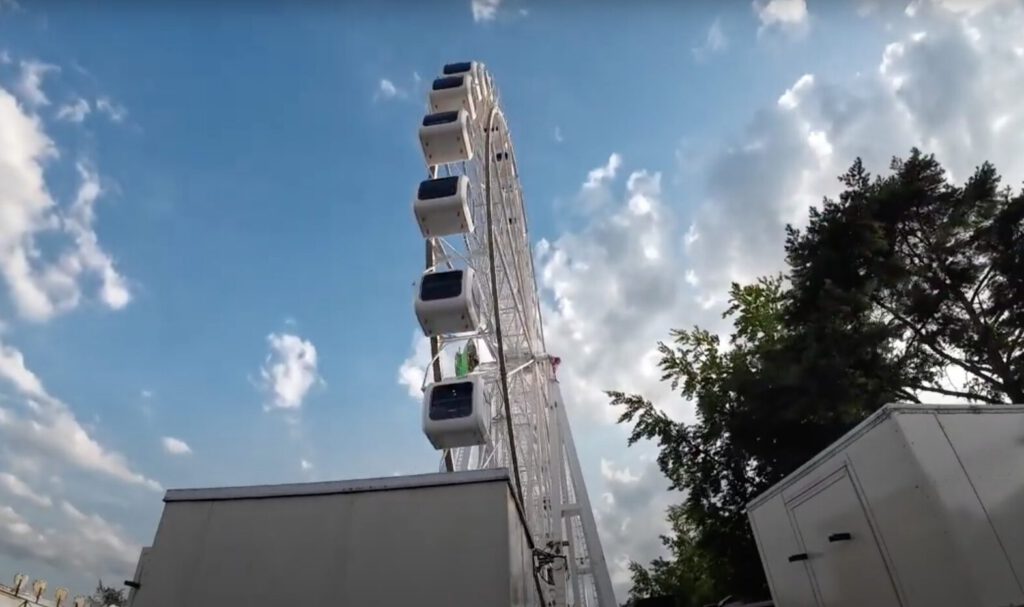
<box><xmin>787</xmin><ymin>150</ymin><xmax>1024</xmax><ymax>404</ymax></box>
<box><xmin>614</xmin><ymin>150</ymin><xmax>1024</xmax><ymax>603</ymax></box>
<box><xmin>611</xmin><ymin>277</ymin><xmax>789</xmax><ymax>603</ymax></box>
<box><xmin>88</xmin><ymin>580</ymin><xmax>126</xmax><ymax>607</ymax></box>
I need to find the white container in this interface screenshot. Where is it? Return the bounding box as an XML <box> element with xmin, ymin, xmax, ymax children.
<box><xmin>413</xmin><ymin>175</ymin><xmax>473</xmax><ymax>237</ymax></box>
<box><xmin>419</xmin><ymin>109</ymin><xmax>473</xmax><ymax>166</ymax></box>
<box><xmin>414</xmin><ymin>268</ymin><xmax>480</xmax><ymax>336</ymax></box>
<box><xmin>126</xmin><ymin>470</ymin><xmax>542</xmax><ymax>607</ymax></box>
<box><xmin>747</xmin><ymin>403</ymin><xmax>1024</xmax><ymax>607</ymax></box>
<box><xmin>422</xmin><ymin>374</ymin><xmax>490</xmax><ymax>450</ymax></box>
<box><xmin>429</xmin><ymin>74</ymin><xmax>477</xmax><ymax>120</ymax></box>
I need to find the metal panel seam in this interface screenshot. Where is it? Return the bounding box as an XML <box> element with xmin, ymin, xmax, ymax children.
<box><xmin>845</xmin><ymin>455</ymin><xmax>909</xmax><ymax>606</ymax></box>
<box><xmin>936</xmin><ymin>414</ymin><xmax>1024</xmax><ymax>593</ymax></box>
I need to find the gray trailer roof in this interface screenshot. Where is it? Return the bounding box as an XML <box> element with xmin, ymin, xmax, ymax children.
<box><xmin>163</xmin><ymin>468</ymin><xmax>511</xmax><ymax>502</ymax></box>
<box><xmin>746</xmin><ymin>403</ymin><xmax>1024</xmax><ymax>510</ymax></box>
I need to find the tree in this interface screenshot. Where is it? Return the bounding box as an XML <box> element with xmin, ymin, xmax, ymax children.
<box><xmin>87</xmin><ymin>581</ymin><xmax>126</xmax><ymax>607</ymax></box>
<box><xmin>786</xmin><ymin>150</ymin><xmax>1024</xmax><ymax>404</ymax></box>
<box><xmin>614</xmin><ymin>150</ymin><xmax>1023</xmax><ymax>602</ymax></box>
<box><xmin>611</xmin><ymin>277</ymin><xmax>791</xmax><ymax>603</ymax></box>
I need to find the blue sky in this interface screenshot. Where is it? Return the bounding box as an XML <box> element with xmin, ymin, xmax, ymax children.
<box><xmin>1</xmin><ymin>0</ymin><xmax>1023</xmax><ymax>601</ymax></box>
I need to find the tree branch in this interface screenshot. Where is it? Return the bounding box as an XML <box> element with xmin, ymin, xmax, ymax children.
<box><xmin>895</xmin><ymin>388</ymin><xmax>922</xmax><ymax>403</ymax></box>
<box><xmin>909</xmin><ymin>229</ymin><xmax>1020</xmax><ymax>400</ymax></box>
<box><xmin>872</xmin><ymin>295</ymin><xmax>1006</xmax><ymax>388</ymax></box>
<box><xmin>909</xmin><ymin>383</ymin><xmax>1004</xmax><ymax>405</ymax></box>
<box><xmin>970</xmin><ymin>264</ymin><xmax>995</xmax><ymax>306</ymax></box>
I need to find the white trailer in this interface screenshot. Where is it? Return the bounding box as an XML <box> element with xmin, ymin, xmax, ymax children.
<box><xmin>747</xmin><ymin>404</ymin><xmax>1024</xmax><ymax>607</ymax></box>
<box><xmin>126</xmin><ymin>469</ymin><xmax>542</xmax><ymax>607</ymax></box>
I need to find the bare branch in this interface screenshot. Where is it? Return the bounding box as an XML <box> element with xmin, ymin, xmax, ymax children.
<box><xmin>872</xmin><ymin>295</ymin><xmax>1006</xmax><ymax>388</ymax></box>
<box><xmin>970</xmin><ymin>264</ymin><xmax>995</xmax><ymax>306</ymax></box>
<box><xmin>909</xmin><ymin>383</ymin><xmax>1003</xmax><ymax>405</ymax></box>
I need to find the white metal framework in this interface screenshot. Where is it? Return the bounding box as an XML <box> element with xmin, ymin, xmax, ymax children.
<box><xmin>412</xmin><ymin>62</ymin><xmax>614</xmax><ymax>607</ymax></box>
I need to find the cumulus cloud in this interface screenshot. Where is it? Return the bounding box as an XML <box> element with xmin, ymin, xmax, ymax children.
<box><xmin>0</xmin><ymin>87</ymin><xmax>132</xmax><ymax>322</ymax></box>
<box><xmin>0</xmin><ymin>501</ymin><xmax>140</xmax><ymax>582</ymax></box>
<box><xmin>0</xmin><ymin>471</ymin><xmax>52</xmax><ymax>508</ymax></box>
<box><xmin>161</xmin><ymin>437</ymin><xmax>192</xmax><ymax>456</ymax></box>
<box><xmin>537</xmin><ymin>160</ymin><xmax>713</xmax><ymax>423</ymax></box>
<box><xmin>688</xmin><ymin>1</ymin><xmax>1024</xmax><ymax>303</ymax></box>
<box><xmin>595</xmin><ymin>457</ymin><xmax>678</xmax><ymax>602</ymax></box>
<box><xmin>754</xmin><ymin>0</ymin><xmax>809</xmax><ymax>36</ymax></box>
<box><xmin>56</xmin><ymin>97</ymin><xmax>90</xmax><ymax>123</ymax></box>
<box><xmin>692</xmin><ymin>17</ymin><xmax>729</xmax><ymax>61</ymax></box>
<box><xmin>0</xmin><ymin>340</ymin><xmax>161</xmax><ymax>491</ymax></box>
<box><xmin>471</xmin><ymin>0</ymin><xmax>501</xmax><ymax>22</ymax></box>
<box><xmin>754</xmin><ymin>0</ymin><xmax>808</xmax><ymax>26</ymax></box>
<box><xmin>260</xmin><ymin>333</ymin><xmax>323</xmax><ymax>410</ymax></box>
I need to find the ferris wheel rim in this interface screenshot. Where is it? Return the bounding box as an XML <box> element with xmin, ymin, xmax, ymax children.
<box><xmin>483</xmin><ymin>104</ymin><xmax>527</xmax><ymax>509</ymax></box>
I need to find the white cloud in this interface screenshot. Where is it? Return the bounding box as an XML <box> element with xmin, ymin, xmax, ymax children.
<box><xmin>141</xmin><ymin>389</ymin><xmax>154</xmax><ymax>399</ymax></box>
<box><xmin>471</xmin><ymin>0</ymin><xmax>501</xmax><ymax>22</ymax></box>
<box><xmin>583</xmin><ymin>153</ymin><xmax>622</xmax><ymax>190</ymax></box>
<box><xmin>377</xmin><ymin>78</ymin><xmax>400</xmax><ymax>100</ymax></box>
<box><xmin>59</xmin><ymin>501</ymin><xmax>141</xmax><ymax>573</ymax></box>
<box><xmin>62</xmin><ymin>164</ymin><xmax>133</xmax><ymax>310</ymax></box>
<box><xmin>398</xmin><ymin>333</ymin><xmax>432</xmax><ymax>399</ymax></box>
<box><xmin>754</xmin><ymin>0</ymin><xmax>808</xmax><ymax>26</ymax></box>
<box><xmin>0</xmin><ymin>471</ymin><xmax>52</xmax><ymax>507</ymax></box>
<box><xmin>0</xmin><ymin>339</ymin><xmax>161</xmax><ymax>491</ymax></box>
<box><xmin>554</xmin><ymin>125</ymin><xmax>564</xmax><ymax>143</ymax></box>
<box><xmin>0</xmin><ymin>87</ymin><xmax>132</xmax><ymax>322</ymax></box>
<box><xmin>300</xmin><ymin>459</ymin><xmax>313</xmax><ymax>471</ymax></box>
<box><xmin>928</xmin><ymin>0</ymin><xmax>1016</xmax><ymax>15</ymax></box>
<box><xmin>260</xmin><ymin>333</ymin><xmax>323</xmax><ymax>410</ymax></box>
<box><xmin>95</xmin><ymin>96</ymin><xmax>126</xmax><ymax>122</ymax></box>
<box><xmin>16</xmin><ymin>60</ymin><xmax>58</xmax><ymax>107</ymax></box>
<box><xmin>688</xmin><ymin>0</ymin><xmax>1024</xmax><ymax>304</ymax></box>
<box><xmin>0</xmin><ymin>50</ymin><xmax>10</xmax><ymax>64</ymax></box>
<box><xmin>397</xmin><ymin>331</ymin><xmax>455</xmax><ymax>400</ymax></box>
<box><xmin>55</xmin><ymin>97</ymin><xmax>90</xmax><ymax>123</ymax></box>
<box><xmin>595</xmin><ymin>457</ymin><xmax>678</xmax><ymax>602</ymax></box>
<box><xmin>161</xmin><ymin>437</ymin><xmax>192</xmax><ymax>456</ymax></box>
<box><xmin>692</xmin><ymin>17</ymin><xmax>729</xmax><ymax>61</ymax></box>
<box><xmin>754</xmin><ymin>0</ymin><xmax>809</xmax><ymax>37</ymax></box>
<box><xmin>536</xmin><ymin>159</ymin><xmax>712</xmax><ymax>423</ymax></box>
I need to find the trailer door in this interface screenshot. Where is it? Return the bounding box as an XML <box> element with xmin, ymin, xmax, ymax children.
<box><xmin>790</xmin><ymin>470</ymin><xmax>902</xmax><ymax>607</ymax></box>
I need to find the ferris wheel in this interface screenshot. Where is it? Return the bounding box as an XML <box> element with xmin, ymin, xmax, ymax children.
<box><xmin>410</xmin><ymin>62</ymin><xmax>615</xmax><ymax>607</ymax></box>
